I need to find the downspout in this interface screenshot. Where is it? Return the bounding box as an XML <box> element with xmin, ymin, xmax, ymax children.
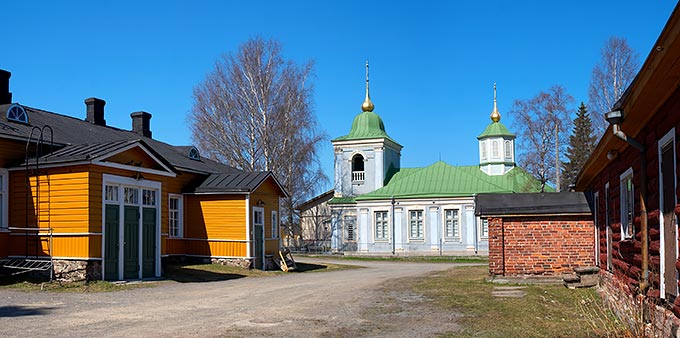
<box><xmin>391</xmin><ymin>196</ymin><xmax>395</xmax><ymax>255</ymax></box>
<box><xmin>473</xmin><ymin>194</ymin><xmax>478</xmax><ymax>255</ymax></box>
<box><xmin>612</xmin><ymin>124</ymin><xmax>649</xmax><ymax>294</ymax></box>
<box><xmin>502</xmin><ymin>218</ymin><xmax>505</xmax><ymax>276</ymax></box>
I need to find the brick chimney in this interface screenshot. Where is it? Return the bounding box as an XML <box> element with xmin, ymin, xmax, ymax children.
<box><xmin>131</xmin><ymin>111</ymin><xmax>152</xmax><ymax>138</ymax></box>
<box><xmin>85</xmin><ymin>97</ymin><xmax>106</xmax><ymax>126</ymax></box>
<box><xmin>0</xmin><ymin>70</ymin><xmax>12</xmax><ymax>105</ymax></box>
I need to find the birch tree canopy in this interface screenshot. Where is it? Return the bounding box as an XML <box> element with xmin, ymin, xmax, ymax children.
<box><xmin>588</xmin><ymin>36</ymin><xmax>640</xmax><ymax>137</ymax></box>
<box><xmin>510</xmin><ymin>85</ymin><xmax>574</xmax><ymax>192</ymax></box>
<box><xmin>189</xmin><ymin>37</ymin><xmax>327</xmax><ymax>228</ymax></box>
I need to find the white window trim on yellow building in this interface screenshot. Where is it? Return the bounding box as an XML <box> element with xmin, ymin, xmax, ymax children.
<box><xmin>169</xmin><ymin>194</ymin><xmax>183</xmax><ymax>238</ymax></box>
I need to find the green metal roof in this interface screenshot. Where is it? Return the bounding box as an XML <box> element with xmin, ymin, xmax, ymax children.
<box><xmin>355</xmin><ymin>161</ymin><xmax>549</xmax><ymax>201</ymax></box>
<box><xmin>332</xmin><ymin>111</ymin><xmax>400</xmax><ymax>145</ymax></box>
<box><xmin>477</xmin><ymin>121</ymin><xmax>515</xmax><ymax>139</ymax></box>
<box><xmin>328</xmin><ymin>196</ymin><xmax>357</xmax><ymax>205</ymax></box>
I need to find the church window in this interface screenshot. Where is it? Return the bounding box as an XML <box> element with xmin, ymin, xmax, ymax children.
<box><xmin>374</xmin><ymin>211</ymin><xmax>388</xmax><ymax>240</ymax></box>
<box><xmin>492</xmin><ymin>141</ymin><xmax>499</xmax><ymax>158</ymax></box>
<box><xmin>345</xmin><ymin>215</ymin><xmax>356</xmax><ymax>241</ymax></box>
<box><xmin>481</xmin><ymin>141</ymin><xmax>487</xmax><ymax>160</ymax></box>
<box><xmin>409</xmin><ymin>210</ymin><xmax>424</xmax><ymax>239</ymax></box>
<box><xmin>444</xmin><ymin>209</ymin><xmax>459</xmax><ymax>239</ymax></box>
<box><xmin>352</xmin><ymin>154</ymin><xmax>365</xmax><ymax>182</ymax></box>
<box><xmin>505</xmin><ymin>140</ymin><xmax>512</xmax><ymax>160</ymax></box>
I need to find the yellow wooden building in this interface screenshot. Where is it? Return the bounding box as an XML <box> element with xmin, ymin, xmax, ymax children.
<box><xmin>0</xmin><ymin>70</ymin><xmax>287</xmax><ymax>280</ymax></box>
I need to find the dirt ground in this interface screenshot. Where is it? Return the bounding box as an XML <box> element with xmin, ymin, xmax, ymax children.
<box><xmin>0</xmin><ymin>258</ymin><xmax>473</xmax><ymax>338</ymax></box>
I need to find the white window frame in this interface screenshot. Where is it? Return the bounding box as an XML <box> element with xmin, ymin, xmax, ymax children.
<box><xmin>409</xmin><ymin>210</ymin><xmax>424</xmax><ymax>240</ymax></box>
<box><xmin>481</xmin><ymin>141</ymin><xmax>487</xmax><ymax>160</ymax></box>
<box><xmin>169</xmin><ymin>194</ymin><xmax>183</xmax><ymax>238</ymax></box>
<box><xmin>271</xmin><ymin>210</ymin><xmax>278</xmax><ymax>239</ymax></box>
<box><xmin>492</xmin><ymin>140</ymin><xmax>499</xmax><ymax>158</ymax></box>
<box><xmin>504</xmin><ymin>140</ymin><xmax>512</xmax><ymax>160</ymax></box>
<box><xmin>123</xmin><ymin>186</ymin><xmax>140</xmax><ymax>205</ymax></box>
<box><xmin>620</xmin><ymin>167</ymin><xmax>635</xmax><ymax>240</ymax></box>
<box><xmin>253</xmin><ymin>207</ymin><xmax>264</xmax><ymax>227</ymax></box>
<box><xmin>142</xmin><ymin>189</ymin><xmax>157</xmax><ymax>207</ymax></box>
<box><xmin>374</xmin><ymin>211</ymin><xmax>389</xmax><ymax>241</ymax></box>
<box><xmin>480</xmin><ymin>219</ymin><xmax>489</xmax><ymax>239</ymax></box>
<box><xmin>444</xmin><ymin>209</ymin><xmax>460</xmax><ymax>240</ymax></box>
<box><xmin>0</xmin><ymin>168</ymin><xmax>7</xmax><ymax>229</ymax></box>
<box><xmin>345</xmin><ymin>215</ymin><xmax>356</xmax><ymax>241</ymax></box>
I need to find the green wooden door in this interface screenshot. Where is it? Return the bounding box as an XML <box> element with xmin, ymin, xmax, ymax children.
<box><xmin>142</xmin><ymin>207</ymin><xmax>156</xmax><ymax>278</ymax></box>
<box><xmin>254</xmin><ymin>224</ymin><xmax>264</xmax><ymax>270</ymax></box>
<box><xmin>124</xmin><ymin>206</ymin><xmax>140</xmax><ymax>279</ymax></box>
<box><xmin>104</xmin><ymin>204</ymin><xmax>119</xmax><ymax>280</ymax></box>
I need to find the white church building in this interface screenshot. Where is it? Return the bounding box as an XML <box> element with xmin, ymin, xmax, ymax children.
<box><xmin>306</xmin><ymin>64</ymin><xmax>547</xmax><ymax>255</ymax></box>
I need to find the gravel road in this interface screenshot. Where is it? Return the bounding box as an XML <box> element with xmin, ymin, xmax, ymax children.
<box><xmin>0</xmin><ymin>258</ymin><xmax>469</xmax><ymax>338</ymax></box>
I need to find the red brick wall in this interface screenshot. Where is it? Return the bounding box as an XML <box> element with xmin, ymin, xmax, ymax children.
<box><xmin>488</xmin><ymin>216</ymin><xmax>595</xmax><ymax>276</ymax></box>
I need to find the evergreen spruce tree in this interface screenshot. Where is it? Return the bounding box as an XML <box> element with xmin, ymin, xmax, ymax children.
<box><xmin>562</xmin><ymin>102</ymin><xmax>596</xmax><ymax>190</ymax></box>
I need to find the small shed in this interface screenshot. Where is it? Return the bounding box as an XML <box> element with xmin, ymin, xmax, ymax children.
<box><xmin>475</xmin><ymin>192</ymin><xmax>595</xmax><ymax>277</ymax></box>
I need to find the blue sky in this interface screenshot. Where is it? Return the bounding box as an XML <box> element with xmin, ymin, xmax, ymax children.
<box><xmin>4</xmin><ymin>1</ymin><xmax>677</xmax><ymax>194</ymax></box>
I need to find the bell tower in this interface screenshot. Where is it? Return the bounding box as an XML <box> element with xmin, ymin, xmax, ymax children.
<box><xmin>331</xmin><ymin>61</ymin><xmax>402</xmax><ymax>197</ymax></box>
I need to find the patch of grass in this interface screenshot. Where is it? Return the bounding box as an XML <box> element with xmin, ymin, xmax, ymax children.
<box><xmin>412</xmin><ymin>266</ymin><xmax>625</xmax><ymax>338</ymax></box>
<box><xmin>1</xmin><ymin>279</ymin><xmax>150</xmax><ymax>292</ymax></box>
<box><xmin>299</xmin><ymin>254</ymin><xmax>488</xmax><ymax>264</ymax></box>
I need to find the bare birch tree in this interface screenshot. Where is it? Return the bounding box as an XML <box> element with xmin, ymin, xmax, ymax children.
<box><xmin>189</xmin><ymin>37</ymin><xmax>327</xmax><ymax>230</ymax></box>
<box><xmin>588</xmin><ymin>36</ymin><xmax>640</xmax><ymax>137</ymax></box>
<box><xmin>510</xmin><ymin>85</ymin><xmax>574</xmax><ymax>192</ymax></box>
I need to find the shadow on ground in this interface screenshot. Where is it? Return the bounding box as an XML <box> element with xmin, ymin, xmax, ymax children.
<box><xmin>163</xmin><ymin>266</ymin><xmax>246</xmax><ymax>283</ymax></box>
<box><xmin>292</xmin><ymin>262</ymin><xmax>328</xmax><ymax>272</ymax></box>
<box><xmin>0</xmin><ymin>305</ymin><xmax>55</xmax><ymax>317</ymax></box>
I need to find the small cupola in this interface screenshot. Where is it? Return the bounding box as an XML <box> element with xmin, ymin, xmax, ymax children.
<box><xmin>478</xmin><ymin>83</ymin><xmax>516</xmax><ymax>176</ymax></box>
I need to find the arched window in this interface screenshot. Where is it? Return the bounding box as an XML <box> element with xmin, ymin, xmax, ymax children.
<box><xmin>351</xmin><ymin>154</ymin><xmax>364</xmax><ymax>182</ymax></box>
<box><xmin>504</xmin><ymin>140</ymin><xmax>512</xmax><ymax>159</ymax></box>
<box><xmin>7</xmin><ymin>104</ymin><xmax>28</xmax><ymax>124</ymax></box>
<box><xmin>188</xmin><ymin>147</ymin><xmax>200</xmax><ymax>161</ymax></box>
<box><xmin>492</xmin><ymin>141</ymin><xmax>499</xmax><ymax>158</ymax></box>
<box><xmin>481</xmin><ymin>141</ymin><xmax>487</xmax><ymax>160</ymax></box>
